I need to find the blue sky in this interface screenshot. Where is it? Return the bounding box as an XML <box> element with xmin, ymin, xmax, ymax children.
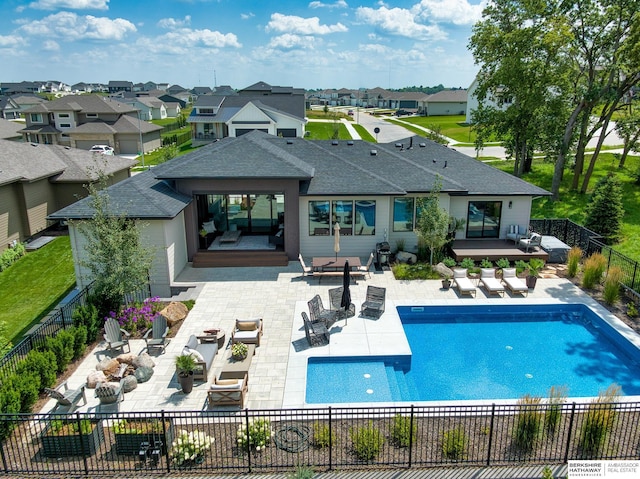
<box><xmin>0</xmin><ymin>0</ymin><xmax>486</xmax><ymax>90</ymax></box>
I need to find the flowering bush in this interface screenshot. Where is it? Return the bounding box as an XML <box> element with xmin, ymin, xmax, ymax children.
<box><xmin>105</xmin><ymin>296</ymin><xmax>162</xmax><ymax>334</ymax></box>
<box><xmin>237</xmin><ymin>418</ymin><xmax>273</xmax><ymax>451</ymax></box>
<box><xmin>170</xmin><ymin>429</ymin><xmax>214</xmax><ymax>466</ymax></box>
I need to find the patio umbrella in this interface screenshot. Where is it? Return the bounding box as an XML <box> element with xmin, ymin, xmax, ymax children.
<box><xmin>341</xmin><ymin>260</ymin><xmax>351</xmax><ymax>324</ymax></box>
<box><xmin>333</xmin><ymin>222</ymin><xmax>340</xmax><ymax>260</ymax></box>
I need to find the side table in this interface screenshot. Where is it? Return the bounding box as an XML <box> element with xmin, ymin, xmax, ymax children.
<box><xmin>200</xmin><ymin>328</ymin><xmax>226</xmax><ymax>350</ymax></box>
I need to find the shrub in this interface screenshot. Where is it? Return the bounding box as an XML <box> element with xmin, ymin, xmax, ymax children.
<box><xmin>582</xmin><ymin>253</ymin><xmax>607</xmax><ymax>289</ymax></box>
<box><xmin>288</xmin><ymin>465</ymin><xmax>315</xmax><ymax>479</ymax></box>
<box><xmin>545</xmin><ymin>386</ymin><xmax>568</xmax><ymax>435</ymax></box>
<box><xmin>443</xmin><ymin>256</ymin><xmax>457</xmax><ymax>268</ymax></box>
<box><xmin>395</xmin><ymin>238</ymin><xmax>406</xmax><ymax>253</ymax></box>
<box><xmin>0</xmin><ymin>242</ymin><xmax>26</xmax><ymax>272</ymax></box>
<box><xmin>514</xmin><ymin>260</ymin><xmax>529</xmax><ymax>275</ymax></box>
<box><xmin>627</xmin><ymin>302</ymin><xmax>638</xmax><ymax>318</ymax></box>
<box><xmin>0</xmin><ymin>385</ymin><xmax>21</xmax><ymax>441</ymax></box>
<box><xmin>442</xmin><ymin>427</ymin><xmax>468</xmax><ymax>460</ymax></box>
<box><xmin>390</xmin><ymin>414</ymin><xmax>416</xmax><ymax>447</ymax></box>
<box><xmin>15</xmin><ymin>349</ymin><xmax>57</xmax><ymax>391</ymax></box>
<box><xmin>579</xmin><ymin>384</ymin><xmax>620</xmax><ymax>457</ymax></box>
<box><xmin>603</xmin><ymin>266</ymin><xmax>623</xmax><ymax>305</ymax></box>
<box><xmin>350</xmin><ymin>421</ymin><xmax>384</xmax><ymax>461</ymax></box>
<box><xmin>496</xmin><ymin>257</ymin><xmax>510</xmax><ymax>269</ymax></box>
<box><xmin>105</xmin><ymin>296</ymin><xmax>162</xmax><ymax>334</ymax></box>
<box><xmin>514</xmin><ymin>395</ymin><xmax>543</xmax><ymax>452</ymax></box>
<box><xmin>73</xmin><ymin>301</ymin><xmax>101</xmax><ymax>342</ymax></box>
<box><xmin>391</xmin><ymin>262</ymin><xmax>439</xmax><ymax>280</ymax></box>
<box><xmin>4</xmin><ymin>372</ymin><xmax>39</xmax><ymax>413</ymax></box>
<box><xmin>567</xmin><ymin>247</ymin><xmax>582</xmax><ymax>278</ymax></box>
<box><xmin>71</xmin><ymin>325</ymin><xmax>88</xmax><ymax>360</ymax></box>
<box><xmin>237</xmin><ymin>418</ymin><xmax>273</xmax><ymax>451</ymax></box>
<box><xmin>45</xmin><ymin>329</ymin><xmax>75</xmax><ymax>374</ymax></box>
<box><xmin>416</xmin><ymin>237</ymin><xmax>429</xmax><ymax>262</ymax></box>
<box><xmin>182</xmin><ymin>299</ymin><xmax>196</xmax><ymax>310</ymax></box>
<box><xmin>480</xmin><ymin>257</ymin><xmax>493</xmax><ymax>268</ymax></box>
<box><xmin>459</xmin><ymin>257</ymin><xmax>475</xmax><ymax>269</ymax></box>
<box><xmin>312</xmin><ymin>421</ymin><xmax>334</xmax><ymax>448</ymax></box>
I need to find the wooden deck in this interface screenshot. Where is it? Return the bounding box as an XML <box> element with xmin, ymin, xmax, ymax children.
<box><xmin>452</xmin><ymin>239</ymin><xmax>549</xmax><ymax>262</ymax></box>
<box><xmin>192</xmin><ymin>250</ymin><xmax>289</xmax><ymax>268</ymax></box>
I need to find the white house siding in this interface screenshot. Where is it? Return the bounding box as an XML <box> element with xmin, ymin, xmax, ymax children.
<box><xmin>427</xmin><ymin>102</ymin><xmax>466</xmax><ymax>116</ymax></box>
<box><xmin>162</xmin><ymin>213</ymin><xmax>188</xmax><ymax>297</ymax></box>
<box><xmin>465</xmin><ymin>77</ymin><xmax>480</xmax><ymax>124</ymax></box>
<box><xmin>228</xmin><ymin>103</ymin><xmax>305</xmax><ymax>138</ymax></box>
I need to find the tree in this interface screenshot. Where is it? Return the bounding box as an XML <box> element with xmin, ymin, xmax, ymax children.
<box><xmin>614</xmin><ymin>102</ymin><xmax>640</xmax><ymax>169</ymax></box>
<box><xmin>74</xmin><ymin>175</ymin><xmax>154</xmax><ymax>315</ymax></box>
<box><xmin>584</xmin><ymin>174</ymin><xmax>624</xmax><ymax>245</ymax></box>
<box><xmin>415</xmin><ymin>178</ymin><xmax>450</xmax><ymax>265</ymax></box>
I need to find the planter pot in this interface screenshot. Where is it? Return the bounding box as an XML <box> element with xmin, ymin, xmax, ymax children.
<box><xmin>441</xmin><ymin>279</ymin><xmax>451</xmax><ymax>290</ymax></box>
<box><xmin>114</xmin><ymin>420</ymin><xmax>174</xmax><ymax>455</ymax></box>
<box><xmin>526</xmin><ymin>276</ymin><xmax>538</xmax><ymax>289</ymax></box>
<box><xmin>178</xmin><ymin>371</ymin><xmax>194</xmax><ymax>394</ymax></box>
<box><xmin>41</xmin><ymin>420</ymin><xmax>104</xmax><ymax>458</ymax></box>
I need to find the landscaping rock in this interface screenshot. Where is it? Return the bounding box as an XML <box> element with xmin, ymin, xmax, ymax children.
<box><xmin>133</xmin><ymin>352</ymin><xmax>155</xmax><ymax>369</ymax></box>
<box><xmin>396</xmin><ymin>251</ymin><xmax>417</xmax><ymax>264</ymax></box>
<box><xmin>134</xmin><ymin>366</ymin><xmax>154</xmax><ymax>383</ymax></box>
<box><xmin>96</xmin><ymin>358</ymin><xmax>120</xmax><ymax>376</ymax></box>
<box><xmin>86</xmin><ymin>370</ymin><xmax>107</xmax><ymax>388</ymax></box>
<box><xmin>117</xmin><ymin>353</ymin><xmax>137</xmax><ymax>365</ymax></box>
<box><xmin>434</xmin><ymin>262</ymin><xmax>454</xmax><ymax>278</ymax></box>
<box><xmin>160</xmin><ymin>301</ymin><xmax>188</xmax><ymax>326</ymax></box>
<box><xmin>121</xmin><ymin>375</ymin><xmax>138</xmax><ymax>393</ymax></box>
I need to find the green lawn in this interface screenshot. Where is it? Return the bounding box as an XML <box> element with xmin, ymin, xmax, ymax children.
<box><xmin>399</xmin><ymin>115</ymin><xmax>476</xmax><ymax>143</ymax></box>
<box><xmin>492</xmin><ymin>153</ymin><xmax>640</xmax><ymax>261</ymax></box>
<box><xmin>305</xmin><ymin>110</ymin><xmax>350</xmax><ymax>121</ymax></box>
<box><xmin>0</xmin><ymin>236</ymin><xmax>76</xmax><ymax>343</ymax></box>
<box><xmin>305</xmin><ymin>122</ymin><xmax>351</xmax><ymax>140</ymax></box>
<box><xmin>353</xmin><ymin>124</ymin><xmax>376</xmax><ymax>142</ymax></box>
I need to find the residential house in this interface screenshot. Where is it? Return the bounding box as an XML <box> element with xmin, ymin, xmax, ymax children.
<box><xmin>0</xmin><ymin>139</ymin><xmax>136</xmax><ymax>251</ymax></box>
<box><xmin>119</xmin><ymin>96</ymin><xmax>168</xmax><ymax>120</ymax></box>
<box><xmin>158</xmin><ymin>93</ymin><xmax>187</xmax><ymax>109</ymax></box>
<box><xmin>167</xmin><ymin>84</ymin><xmax>188</xmax><ymax>95</ymax></box>
<box><xmin>41</xmin><ymin>81</ymin><xmax>71</xmax><ymax>94</ymax></box>
<box><xmin>424</xmin><ymin>89</ymin><xmax>467</xmax><ymax>116</ymax></box>
<box><xmin>156</xmin><ymin>83</ymin><xmax>169</xmax><ymax>91</ymax></box>
<box><xmin>212</xmin><ymin>85</ymin><xmax>236</xmax><ymax>96</ymax></box>
<box><xmin>0</xmin><ymin>119</ymin><xmax>23</xmax><ymax>140</ymax></box>
<box><xmin>164</xmin><ymin>102</ymin><xmax>182</xmax><ymax>118</ymax></box>
<box><xmin>0</xmin><ymin>97</ymin><xmax>21</xmax><ymax>119</ymax></box>
<box><xmin>50</xmin><ymin>130</ymin><xmax>549</xmax><ymax>297</ymax></box>
<box><xmin>465</xmin><ymin>75</ymin><xmax>512</xmax><ymax>124</ymax></box>
<box><xmin>0</xmin><ymin>81</ymin><xmax>42</xmax><ymax>95</ymax></box>
<box><xmin>143</xmin><ymin>81</ymin><xmax>158</xmax><ymax>91</ymax></box>
<box><xmin>133</xmin><ymin>83</ymin><xmax>145</xmax><ymax>92</ymax></box>
<box><xmin>108</xmin><ymin>81</ymin><xmax>133</xmax><ymax>93</ymax></box>
<box><xmin>192</xmin><ymin>86</ymin><xmax>213</xmax><ymax>96</ymax></box>
<box><xmin>19</xmin><ymin>94</ymin><xmax>162</xmax><ymax>154</ymax></box>
<box><xmin>71</xmin><ymin>82</ymin><xmax>92</xmax><ymax>94</ymax></box>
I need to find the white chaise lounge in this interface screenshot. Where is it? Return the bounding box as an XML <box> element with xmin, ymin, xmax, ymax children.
<box><xmin>452</xmin><ymin>268</ymin><xmax>476</xmax><ymax>297</ymax></box>
<box><xmin>501</xmin><ymin>268</ymin><xmax>529</xmax><ymax>297</ymax></box>
<box><xmin>480</xmin><ymin>268</ymin><xmax>505</xmax><ymax>296</ymax></box>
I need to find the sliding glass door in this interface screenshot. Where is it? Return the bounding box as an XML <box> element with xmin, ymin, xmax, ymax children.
<box><xmin>466</xmin><ymin>201</ymin><xmax>502</xmax><ymax>238</ymax></box>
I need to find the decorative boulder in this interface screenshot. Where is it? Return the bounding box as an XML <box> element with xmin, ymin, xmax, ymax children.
<box><xmin>133</xmin><ymin>352</ymin><xmax>155</xmax><ymax>370</ymax></box>
<box><xmin>134</xmin><ymin>366</ymin><xmax>154</xmax><ymax>383</ymax></box>
<box><xmin>96</xmin><ymin>358</ymin><xmax>120</xmax><ymax>376</ymax></box>
<box><xmin>396</xmin><ymin>251</ymin><xmax>417</xmax><ymax>264</ymax></box>
<box><xmin>117</xmin><ymin>353</ymin><xmax>137</xmax><ymax>365</ymax></box>
<box><xmin>160</xmin><ymin>301</ymin><xmax>188</xmax><ymax>327</ymax></box>
<box><xmin>433</xmin><ymin>262</ymin><xmax>454</xmax><ymax>278</ymax></box>
<box><xmin>121</xmin><ymin>375</ymin><xmax>138</xmax><ymax>393</ymax></box>
<box><xmin>86</xmin><ymin>370</ymin><xmax>108</xmax><ymax>389</ymax></box>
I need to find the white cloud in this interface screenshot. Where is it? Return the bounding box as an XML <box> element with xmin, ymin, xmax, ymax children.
<box><xmin>42</xmin><ymin>39</ymin><xmax>60</xmax><ymax>51</ymax></box>
<box><xmin>28</xmin><ymin>0</ymin><xmax>109</xmax><ymax>10</ymax></box>
<box><xmin>157</xmin><ymin>16</ymin><xmax>191</xmax><ymax>29</ymax></box>
<box><xmin>240</xmin><ymin>12</ymin><xmax>255</xmax><ymax>20</ymax></box>
<box><xmin>308</xmin><ymin>0</ymin><xmax>348</xmax><ymax>8</ymax></box>
<box><xmin>266</xmin><ymin>13</ymin><xmax>348</xmax><ymax>35</ymax></box>
<box><xmin>414</xmin><ymin>0</ymin><xmax>486</xmax><ymax>26</ymax></box>
<box><xmin>19</xmin><ymin>12</ymin><xmax>136</xmax><ymax>41</ymax></box>
<box><xmin>137</xmin><ymin>28</ymin><xmax>241</xmax><ymax>55</ymax></box>
<box><xmin>0</xmin><ymin>35</ymin><xmax>25</xmax><ymax>48</ymax></box>
<box><xmin>268</xmin><ymin>34</ymin><xmax>317</xmax><ymax>50</ymax></box>
<box><xmin>356</xmin><ymin>6</ymin><xmax>446</xmax><ymax>41</ymax></box>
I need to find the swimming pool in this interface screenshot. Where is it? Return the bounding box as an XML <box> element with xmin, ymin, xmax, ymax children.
<box><xmin>305</xmin><ymin>304</ymin><xmax>640</xmax><ymax>403</ymax></box>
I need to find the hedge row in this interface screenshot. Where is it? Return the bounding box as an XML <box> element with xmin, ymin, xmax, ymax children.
<box><xmin>0</xmin><ymin>243</ymin><xmax>26</xmax><ymax>272</ymax></box>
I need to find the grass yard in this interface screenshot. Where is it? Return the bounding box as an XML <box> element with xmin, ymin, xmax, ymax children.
<box><xmin>492</xmin><ymin>153</ymin><xmax>640</xmax><ymax>261</ymax></box>
<box><xmin>0</xmin><ymin>236</ymin><xmax>76</xmax><ymax>343</ymax></box>
<box><xmin>353</xmin><ymin>124</ymin><xmax>376</xmax><ymax>142</ymax></box>
<box><xmin>398</xmin><ymin>115</ymin><xmax>476</xmax><ymax>143</ymax></box>
<box><xmin>305</xmin><ymin>110</ymin><xmax>350</xmax><ymax>121</ymax></box>
<box><xmin>305</xmin><ymin>122</ymin><xmax>351</xmax><ymax>140</ymax></box>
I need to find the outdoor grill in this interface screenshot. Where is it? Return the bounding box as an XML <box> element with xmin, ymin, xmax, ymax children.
<box><xmin>375</xmin><ymin>242</ymin><xmax>391</xmax><ymax>267</ymax></box>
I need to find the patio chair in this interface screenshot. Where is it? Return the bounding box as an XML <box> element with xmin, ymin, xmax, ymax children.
<box><xmin>479</xmin><ymin>268</ymin><xmax>505</xmax><ymax>296</ymax></box>
<box><xmin>506</xmin><ymin>225</ymin><xmax>528</xmax><ymax>244</ymax></box>
<box><xmin>452</xmin><ymin>268</ymin><xmax>476</xmax><ymax>297</ymax></box>
<box><xmin>230</xmin><ymin>318</ymin><xmax>263</xmax><ymax>346</ymax></box>
<box><xmin>519</xmin><ymin>233</ymin><xmax>542</xmax><ymax>253</ymax></box>
<box><xmin>44</xmin><ymin>381</ymin><xmax>87</xmax><ymax>414</ymax></box>
<box><xmin>143</xmin><ymin>315</ymin><xmax>170</xmax><ymax>354</ymax></box>
<box><xmin>501</xmin><ymin>268</ymin><xmax>529</xmax><ymax>297</ymax></box>
<box><xmin>361</xmin><ymin>285</ymin><xmax>386</xmax><ymax>318</ymax></box>
<box><xmin>103</xmin><ymin>317</ymin><xmax>131</xmax><ymax>353</ymax></box>
<box><xmin>298</xmin><ymin>254</ymin><xmax>313</xmax><ymax>277</ymax></box>
<box><xmin>302</xmin><ymin>312</ymin><xmax>329</xmax><ymax>346</ymax></box>
<box><xmin>208</xmin><ymin>373</ymin><xmax>248</xmax><ymax>408</ymax></box>
<box><xmin>328</xmin><ymin>287</ymin><xmax>355</xmax><ymax>321</ymax></box>
<box><xmin>307</xmin><ymin>294</ymin><xmax>339</xmax><ymax>329</ymax></box>
<box><xmin>356</xmin><ymin>252</ymin><xmax>375</xmax><ymax>278</ymax></box>
<box><xmin>95</xmin><ymin>382</ymin><xmax>124</xmax><ymax>413</ymax></box>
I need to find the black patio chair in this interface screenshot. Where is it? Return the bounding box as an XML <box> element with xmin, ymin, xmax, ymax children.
<box><xmin>302</xmin><ymin>312</ymin><xmax>329</xmax><ymax>346</ymax></box>
<box><xmin>328</xmin><ymin>287</ymin><xmax>355</xmax><ymax>321</ymax></box>
<box><xmin>307</xmin><ymin>294</ymin><xmax>338</xmax><ymax>329</ymax></box>
<box><xmin>361</xmin><ymin>285</ymin><xmax>386</xmax><ymax>318</ymax></box>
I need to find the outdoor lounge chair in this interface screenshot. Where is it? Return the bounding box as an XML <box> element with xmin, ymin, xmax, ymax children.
<box><xmin>361</xmin><ymin>285</ymin><xmax>386</xmax><ymax>318</ymax></box>
<box><xmin>230</xmin><ymin>318</ymin><xmax>263</xmax><ymax>346</ymax></box>
<box><xmin>143</xmin><ymin>315</ymin><xmax>170</xmax><ymax>354</ymax></box>
<box><xmin>308</xmin><ymin>294</ymin><xmax>339</xmax><ymax>329</ymax></box>
<box><xmin>44</xmin><ymin>381</ymin><xmax>87</xmax><ymax>414</ymax></box>
<box><xmin>302</xmin><ymin>312</ymin><xmax>329</xmax><ymax>346</ymax></box>
<box><xmin>501</xmin><ymin>268</ymin><xmax>529</xmax><ymax>297</ymax></box>
<box><xmin>298</xmin><ymin>254</ymin><xmax>313</xmax><ymax>277</ymax></box>
<box><xmin>506</xmin><ymin>225</ymin><xmax>528</xmax><ymax>244</ymax></box>
<box><xmin>356</xmin><ymin>252</ymin><xmax>375</xmax><ymax>278</ymax></box>
<box><xmin>519</xmin><ymin>233</ymin><xmax>542</xmax><ymax>252</ymax></box>
<box><xmin>95</xmin><ymin>382</ymin><xmax>124</xmax><ymax>413</ymax></box>
<box><xmin>452</xmin><ymin>268</ymin><xmax>476</xmax><ymax>297</ymax></box>
<box><xmin>479</xmin><ymin>268</ymin><xmax>505</xmax><ymax>296</ymax></box>
<box><xmin>328</xmin><ymin>287</ymin><xmax>356</xmax><ymax>321</ymax></box>
<box><xmin>103</xmin><ymin>317</ymin><xmax>131</xmax><ymax>353</ymax></box>
<box><xmin>208</xmin><ymin>373</ymin><xmax>248</xmax><ymax>408</ymax></box>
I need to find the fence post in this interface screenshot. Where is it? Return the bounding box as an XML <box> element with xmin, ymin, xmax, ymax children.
<box><xmin>408</xmin><ymin>405</ymin><xmax>414</xmax><ymax>468</ymax></box>
<box><xmin>486</xmin><ymin>404</ymin><xmax>496</xmax><ymax>466</ymax></box>
<box><xmin>76</xmin><ymin>412</ymin><xmax>89</xmax><ymax>475</ymax></box>
<box><xmin>328</xmin><ymin>407</ymin><xmax>333</xmax><ymax>470</ymax></box>
<box><xmin>161</xmin><ymin>410</ymin><xmax>170</xmax><ymax>473</ymax></box>
<box><xmin>244</xmin><ymin>409</ymin><xmax>251</xmax><ymax>473</ymax></box>
<box><xmin>564</xmin><ymin>403</ymin><xmax>576</xmax><ymax>463</ymax></box>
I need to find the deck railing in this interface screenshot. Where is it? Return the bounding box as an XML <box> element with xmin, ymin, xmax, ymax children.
<box><xmin>2</xmin><ymin>401</ymin><xmax>639</xmax><ymax>475</ymax></box>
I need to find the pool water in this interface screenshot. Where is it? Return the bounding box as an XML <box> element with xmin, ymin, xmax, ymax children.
<box><xmin>305</xmin><ymin>304</ymin><xmax>640</xmax><ymax>403</ymax></box>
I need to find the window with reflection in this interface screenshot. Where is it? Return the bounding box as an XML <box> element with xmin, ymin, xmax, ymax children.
<box><xmin>466</xmin><ymin>201</ymin><xmax>502</xmax><ymax>238</ymax></box>
<box><xmin>354</xmin><ymin>201</ymin><xmax>376</xmax><ymax>235</ymax></box>
<box><xmin>393</xmin><ymin>197</ymin><xmax>414</xmax><ymax>232</ymax></box>
<box><xmin>309</xmin><ymin>200</ymin><xmax>330</xmax><ymax>236</ymax></box>
<box><xmin>332</xmin><ymin>200</ymin><xmax>353</xmax><ymax>235</ymax></box>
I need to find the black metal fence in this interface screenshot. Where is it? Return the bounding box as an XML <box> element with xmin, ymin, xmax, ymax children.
<box><xmin>531</xmin><ymin>218</ymin><xmax>640</xmax><ymax>294</ymax></box>
<box><xmin>1</xmin><ymin>401</ymin><xmax>639</xmax><ymax>476</ymax></box>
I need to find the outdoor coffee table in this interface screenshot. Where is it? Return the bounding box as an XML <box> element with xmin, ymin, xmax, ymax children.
<box><xmin>219</xmin><ymin>344</ymin><xmax>256</xmax><ymax>380</ymax></box>
<box><xmin>219</xmin><ymin>230</ymin><xmax>242</xmax><ymax>244</ymax></box>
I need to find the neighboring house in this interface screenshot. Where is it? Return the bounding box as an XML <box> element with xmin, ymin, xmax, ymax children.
<box><xmin>143</xmin><ymin>81</ymin><xmax>158</xmax><ymax>91</ymax></box>
<box><xmin>0</xmin><ymin>139</ymin><xmax>136</xmax><ymax>251</ymax></box>
<box><xmin>133</xmin><ymin>83</ymin><xmax>145</xmax><ymax>92</ymax></box>
<box><xmin>71</xmin><ymin>82</ymin><xmax>92</xmax><ymax>93</ymax></box>
<box><xmin>41</xmin><ymin>81</ymin><xmax>71</xmax><ymax>93</ymax></box>
<box><xmin>0</xmin><ymin>81</ymin><xmax>42</xmax><ymax>95</ymax></box>
<box><xmin>119</xmin><ymin>97</ymin><xmax>168</xmax><ymax>120</ymax></box>
<box><xmin>19</xmin><ymin>94</ymin><xmax>162</xmax><ymax>154</ymax></box>
<box><xmin>11</xmin><ymin>94</ymin><xmax>48</xmax><ymax>114</ymax></box>
<box><xmin>156</xmin><ymin>83</ymin><xmax>169</xmax><ymax>91</ymax></box>
<box><xmin>167</xmin><ymin>84</ymin><xmax>187</xmax><ymax>95</ymax></box>
<box><xmin>164</xmin><ymin>102</ymin><xmax>182</xmax><ymax>118</ymax></box>
<box><xmin>192</xmin><ymin>86</ymin><xmax>213</xmax><ymax>96</ymax></box>
<box><xmin>390</xmin><ymin>92</ymin><xmax>431</xmax><ymax>113</ymax></box>
<box><xmin>158</xmin><ymin>93</ymin><xmax>187</xmax><ymax>109</ymax></box>
<box><xmin>50</xmin><ymin>130</ymin><xmax>549</xmax><ymax>297</ymax></box>
<box><xmin>465</xmin><ymin>75</ymin><xmax>512</xmax><ymax>124</ymax></box>
<box><xmin>424</xmin><ymin>89</ymin><xmax>467</xmax><ymax>116</ymax></box>
<box><xmin>108</xmin><ymin>81</ymin><xmax>133</xmax><ymax>93</ymax></box>
<box><xmin>0</xmin><ymin>96</ymin><xmax>21</xmax><ymax>119</ymax></box>
<box><xmin>0</xmin><ymin>119</ymin><xmax>23</xmax><ymax>140</ymax></box>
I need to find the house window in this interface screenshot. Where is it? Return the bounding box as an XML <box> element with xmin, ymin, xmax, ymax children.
<box><xmin>393</xmin><ymin>197</ymin><xmax>414</xmax><ymax>232</ymax></box>
<box><xmin>466</xmin><ymin>201</ymin><xmax>502</xmax><ymax>238</ymax></box>
<box><xmin>332</xmin><ymin>200</ymin><xmax>353</xmax><ymax>235</ymax></box>
<box><xmin>309</xmin><ymin>201</ymin><xmax>330</xmax><ymax>236</ymax></box>
<box><xmin>30</xmin><ymin>113</ymin><xmax>43</xmax><ymax>123</ymax></box>
<box><xmin>354</xmin><ymin>201</ymin><xmax>375</xmax><ymax>235</ymax></box>
<box><xmin>86</xmin><ymin>113</ymin><xmax>97</xmax><ymax>118</ymax></box>
<box><xmin>309</xmin><ymin>200</ymin><xmax>376</xmax><ymax>236</ymax></box>
<box><xmin>199</xmin><ymin>108</ymin><xmax>214</xmax><ymax>115</ymax></box>
<box><xmin>58</xmin><ymin>113</ymin><xmax>70</xmax><ymax>118</ymax></box>
<box><xmin>59</xmin><ymin>123</ymin><xmax>71</xmax><ymax>128</ymax></box>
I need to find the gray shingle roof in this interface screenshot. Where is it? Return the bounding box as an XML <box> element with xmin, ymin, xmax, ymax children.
<box><xmin>24</xmin><ymin>95</ymin><xmax>137</xmax><ymax>114</ymax></box>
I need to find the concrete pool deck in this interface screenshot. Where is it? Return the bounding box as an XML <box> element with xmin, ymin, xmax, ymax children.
<box><xmin>40</xmin><ymin>260</ymin><xmax>640</xmax><ymax>415</ymax></box>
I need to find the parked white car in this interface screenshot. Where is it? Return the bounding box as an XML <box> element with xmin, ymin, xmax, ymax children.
<box><xmin>89</xmin><ymin>145</ymin><xmax>114</xmax><ymax>155</ymax></box>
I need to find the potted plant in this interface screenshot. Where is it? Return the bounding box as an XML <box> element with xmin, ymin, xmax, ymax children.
<box><xmin>176</xmin><ymin>354</ymin><xmax>196</xmax><ymax>394</ymax></box>
<box><xmin>112</xmin><ymin>419</ymin><xmax>174</xmax><ymax>455</ymax></box>
<box><xmin>41</xmin><ymin>418</ymin><xmax>104</xmax><ymax>457</ymax></box>
<box><xmin>231</xmin><ymin>342</ymin><xmax>249</xmax><ymax>361</ymax></box>
<box><xmin>441</xmin><ymin>273</ymin><xmax>452</xmax><ymax>290</ymax></box>
<box><xmin>199</xmin><ymin>228</ymin><xmax>208</xmax><ymax>249</ymax></box>
<box><xmin>526</xmin><ymin>258</ymin><xmax>545</xmax><ymax>289</ymax></box>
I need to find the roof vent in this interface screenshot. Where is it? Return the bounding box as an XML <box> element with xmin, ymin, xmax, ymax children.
<box><xmin>286</xmin><ymin>139</ymin><xmax>293</xmax><ymax>144</ymax></box>
<box><xmin>395</xmin><ymin>143</ymin><xmax>402</xmax><ymax>148</ymax></box>
<box><xmin>370</xmin><ymin>149</ymin><xmax>377</xmax><ymax>156</ymax></box>
<box><xmin>331</xmin><ymin>140</ymin><xmax>338</xmax><ymax>146</ymax></box>
<box><xmin>31</xmin><ymin>143</ymin><xmax>38</xmax><ymax>147</ymax></box>
<box><xmin>419</xmin><ymin>142</ymin><xmax>426</xmax><ymax>147</ymax></box>
<box><xmin>347</xmin><ymin>140</ymin><xmax>354</xmax><ymax>146</ymax></box>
